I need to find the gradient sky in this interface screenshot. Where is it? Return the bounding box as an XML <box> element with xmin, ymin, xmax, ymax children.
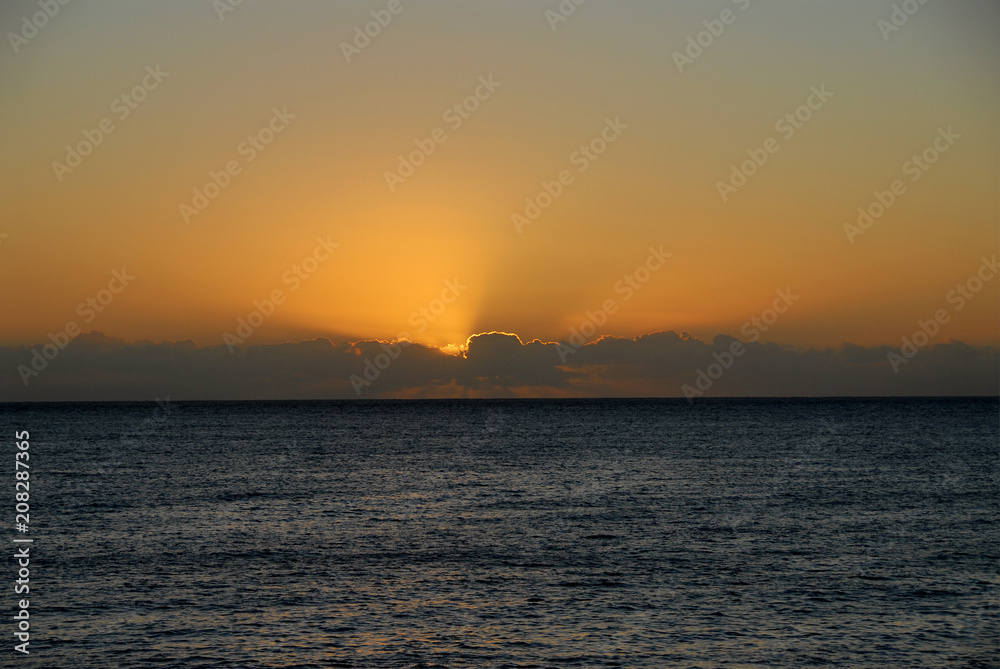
<box><xmin>1</xmin><ymin>0</ymin><xmax>997</xmax><ymax>399</ymax></box>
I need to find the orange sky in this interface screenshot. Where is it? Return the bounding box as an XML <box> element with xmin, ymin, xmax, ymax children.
<box><xmin>1</xmin><ymin>0</ymin><xmax>997</xmax><ymax>358</ymax></box>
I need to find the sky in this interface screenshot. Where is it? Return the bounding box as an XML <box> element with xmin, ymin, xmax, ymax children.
<box><xmin>1</xmin><ymin>0</ymin><xmax>997</xmax><ymax>400</ymax></box>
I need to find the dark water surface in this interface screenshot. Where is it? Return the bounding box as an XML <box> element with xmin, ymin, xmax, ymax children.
<box><xmin>2</xmin><ymin>398</ymin><xmax>998</xmax><ymax>668</ymax></box>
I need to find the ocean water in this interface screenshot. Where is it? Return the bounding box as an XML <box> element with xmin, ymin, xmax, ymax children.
<box><xmin>3</xmin><ymin>398</ymin><xmax>997</xmax><ymax>668</ymax></box>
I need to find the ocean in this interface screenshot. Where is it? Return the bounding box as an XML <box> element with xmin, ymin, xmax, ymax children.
<box><xmin>3</xmin><ymin>398</ymin><xmax>998</xmax><ymax>668</ymax></box>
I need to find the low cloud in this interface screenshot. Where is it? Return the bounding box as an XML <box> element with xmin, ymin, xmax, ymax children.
<box><xmin>0</xmin><ymin>330</ymin><xmax>996</xmax><ymax>401</ymax></box>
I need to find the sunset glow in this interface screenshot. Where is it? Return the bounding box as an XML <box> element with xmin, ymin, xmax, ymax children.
<box><xmin>1</xmin><ymin>0</ymin><xmax>997</xmax><ymax>400</ymax></box>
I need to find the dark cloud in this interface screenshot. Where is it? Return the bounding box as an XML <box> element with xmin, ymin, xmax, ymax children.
<box><xmin>0</xmin><ymin>330</ymin><xmax>995</xmax><ymax>401</ymax></box>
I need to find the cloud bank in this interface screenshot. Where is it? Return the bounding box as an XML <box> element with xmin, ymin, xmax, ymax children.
<box><xmin>1</xmin><ymin>330</ymin><xmax>996</xmax><ymax>402</ymax></box>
